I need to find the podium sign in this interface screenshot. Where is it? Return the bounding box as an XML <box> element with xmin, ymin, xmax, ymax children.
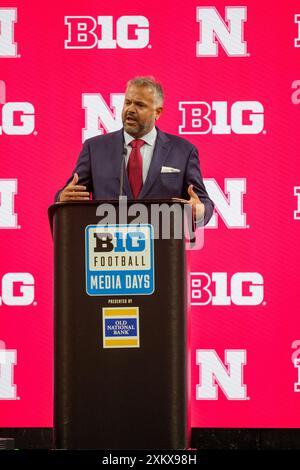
<box><xmin>85</xmin><ymin>224</ymin><xmax>155</xmax><ymax>296</ymax></box>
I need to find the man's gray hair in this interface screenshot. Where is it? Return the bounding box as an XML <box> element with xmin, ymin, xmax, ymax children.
<box><xmin>126</xmin><ymin>76</ymin><xmax>164</xmax><ymax>106</ymax></box>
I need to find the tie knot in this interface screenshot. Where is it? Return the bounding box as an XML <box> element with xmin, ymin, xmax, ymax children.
<box><xmin>130</xmin><ymin>139</ymin><xmax>145</xmax><ymax>150</ymax></box>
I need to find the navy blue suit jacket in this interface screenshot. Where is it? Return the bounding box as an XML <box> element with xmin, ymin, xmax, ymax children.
<box><xmin>56</xmin><ymin>128</ymin><xmax>214</xmax><ymax>225</ymax></box>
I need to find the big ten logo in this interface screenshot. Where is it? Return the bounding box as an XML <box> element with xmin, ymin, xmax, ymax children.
<box><xmin>294</xmin><ymin>187</ymin><xmax>300</xmax><ymax>220</ymax></box>
<box><xmin>196</xmin><ymin>349</ymin><xmax>247</xmax><ymax>400</ymax></box>
<box><xmin>190</xmin><ymin>272</ymin><xmax>264</xmax><ymax>306</ymax></box>
<box><xmin>179</xmin><ymin>101</ymin><xmax>264</xmax><ymax>135</ymax></box>
<box><xmin>65</xmin><ymin>16</ymin><xmax>149</xmax><ymax>49</ymax></box>
<box><xmin>0</xmin><ymin>179</ymin><xmax>17</xmax><ymax>228</ymax></box>
<box><xmin>0</xmin><ymin>8</ymin><xmax>17</xmax><ymax>58</ymax></box>
<box><xmin>87</xmin><ymin>224</ymin><xmax>152</xmax><ymax>272</ymax></box>
<box><xmin>205</xmin><ymin>178</ymin><xmax>247</xmax><ymax>229</ymax></box>
<box><xmin>196</xmin><ymin>6</ymin><xmax>247</xmax><ymax>57</ymax></box>
<box><xmin>291</xmin><ymin>340</ymin><xmax>300</xmax><ymax>392</ymax></box>
<box><xmin>291</xmin><ymin>81</ymin><xmax>300</xmax><ymax>105</ymax></box>
<box><xmin>0</xmin><ymin>341</ymin><xmax>17</xmax><ymax>400</ymax></box>
<box><xmin>295</xmin><ymin>15</ymin><xmax>300</xmax><ymax>48</ymax></box>
<box><xmin>0</xmin><ymin>273</ymin><xmax>35</xmax><ymax>306</ymax></box>
<box><xmin>86</xmin><ymin>224</ymin><xmax>154</xmax><ymax>296</ymax></box>
<box><xmin>0</xmin><ymin>81</ymin><xmax>35</xmax><ymax>136</ymax></box>
<box><xmin>94</xmin><ymin>230</ymin><xmax>146</xmax><ymax>254</ymax></box>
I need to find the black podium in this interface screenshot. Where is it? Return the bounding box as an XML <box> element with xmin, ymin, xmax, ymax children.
<box><xmin>49</xmin><ymin>200</ymin><xmax>189</xmax><ymax>449</ymax></box>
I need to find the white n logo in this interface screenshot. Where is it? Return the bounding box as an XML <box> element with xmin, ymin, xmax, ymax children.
<box><xmin>295</xmin><ymin>15</ymin><xmax>300</xmax><ymax>48</ymax></box>
<box><xmin>294</xmin><ymin>187</ymin><xmax>300</xmax><ymax>220</ymax></box>
<box><xmin>204</xmin><ymin>178</ymin><xmax>247</xmax><ymax>228</ymax></box>
<box><xmin>196</xmin><ymin>6</ymin><xmax>247</xmax><ymax>57</ymax></box>
<box><xmin>294</xmin><ymin>359</ymin><xmax>300</xmax><ymax>392</ymax></box>
<box><xmin>196</xmin><ymin>349</ymin><xmax>247</xmax><ymax>400</ymax></box>
<box><xmin>0</xmin><ymin>343</ymin><xmax>17</xmax><ymax>399</ymax></box>
<box><xmin>0</xmin><ymin>179</ymin><xmax>18</xmax><ymax>228</ymax></box>
<box><xmin>0</xmin><ymin>8</ymin><xmax>17</xmax><ymax>57</ymax></box>
<box><xmin>82</xmin><ymin>93</ymin><xmax>124</xmax><ymax>141</ymax></box>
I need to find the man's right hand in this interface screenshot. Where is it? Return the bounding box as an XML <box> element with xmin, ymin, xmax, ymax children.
<box><xmin>59</xmin><ymin>173</ymin><xmax>90</xmax><ymax>202</ymax></box>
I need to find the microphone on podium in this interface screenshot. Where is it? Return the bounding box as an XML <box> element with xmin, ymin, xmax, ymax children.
<box><xmin>119</xmin><ymin>144</ymin><xmax>127</xmax><ymax>197</ymax></box>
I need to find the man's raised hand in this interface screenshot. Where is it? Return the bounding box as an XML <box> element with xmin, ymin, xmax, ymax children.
<box><xmin>59</xmin><ymin>173</ymin><xmax>90</xmax><ymax>202</ymax></box>
<box><xmin>172</xmin><ymin>184</ymin><xmax>205</xmax><ymax>221</ymax></box>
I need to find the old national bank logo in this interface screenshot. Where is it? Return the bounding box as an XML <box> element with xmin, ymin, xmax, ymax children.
<box><xmin>85</xmin><ymin>224</ymin><xmax>154</xmax><ymax>296</ymax></box>
<box><xmin>103</xmin><ymin>307</ymin><xmax>139</xmax><ymax>348</ymax></box>
<box><xmin>65</xmin><ymin>16</ymin><xmax>149</xmax><ymax>49</ymax></box>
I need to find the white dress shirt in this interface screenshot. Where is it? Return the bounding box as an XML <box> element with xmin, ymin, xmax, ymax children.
<box><xmin>123</xmin><ymin>127</ymin><xmax>157</xmax><ymax>183</ymax></box>
<box><xmin>123</xmin><ymin>126</ymin><xmax>205</xmax><ymax>224</ymax></box>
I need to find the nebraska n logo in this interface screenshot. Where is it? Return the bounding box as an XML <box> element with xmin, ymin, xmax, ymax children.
<box><xmin>196</xmin><ymin>6</ymin><xmax>247</xmax><ymax>57</ymax></box>
<box><xmin>196</xmin><ymin>349</ymin><xmax>247</xmax><ymax>400</ymax></box>
<box><xmin>295</xmin><ymin>15</ymin><xmax>300</xmax><ymax>48</ymax></box>
<box><xmin>0</xmin><ymin>8</ymin><xmax>17</xmax><ymax>57</ymax></box>
<box><xmin>0</xmin><ymin>343</ymin><xmax>17</xmax><ymax>399</ymax></box>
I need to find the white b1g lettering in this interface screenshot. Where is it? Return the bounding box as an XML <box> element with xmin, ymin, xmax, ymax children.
<box><xmin>190</xmin><ymin>272</ymin><xmax>264</xmax><ymax>306</ymax></box>
<box><xmin>0</xmin><ymin>102</ymin><xmax>35</xmax><ymax>135</ymax></box>
<box><xmin>65</xmin><ymin>16</ymin><xmax>149</xmax><ymax>49</ymax></box>
<box><xmin>179</xmin><ymin>101</ymin><xmax>264</xmax><ymax>135</ymax></box>
<box><xmin>0</xmin><ymin>273</ymin><xmax>35</xmax><ymax>306</ymax></box>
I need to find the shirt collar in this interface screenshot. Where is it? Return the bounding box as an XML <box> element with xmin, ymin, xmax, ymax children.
<box><xmin>123</xmin><ymin>126</ymin><xmax>157</xmax><ymax>147</ymax></box>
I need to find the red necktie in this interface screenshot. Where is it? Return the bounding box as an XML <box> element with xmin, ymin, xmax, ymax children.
<box><xmin>127</xmin><ymin>139</ymin><xmax>145</xmax><ymax>198</ymax></box>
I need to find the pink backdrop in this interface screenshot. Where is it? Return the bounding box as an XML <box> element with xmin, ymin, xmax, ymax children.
<box><xmin>1</xmin><ymin>0</ymin><xmax>300</xmax><ymax>427</ymax></box>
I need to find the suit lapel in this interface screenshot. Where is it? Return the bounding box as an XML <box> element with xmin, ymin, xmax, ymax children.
<box><xmin>109</xmin><ymin>129</ymin><xmax>133</xmax><ymax>199</ymax></box>
<box><xmin>139</xmin><ymin>128</ymin><xmax>171</xmax><ymax>199</ymax></box>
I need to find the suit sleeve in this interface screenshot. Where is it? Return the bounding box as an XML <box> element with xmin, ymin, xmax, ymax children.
<box><xmin>183</xmin><ymin>146</ymin><xmax>214</xmax><ymax>226</ymax></box>
<box><xmin>54</xmin><ymin>139</ymin><xmax>93</xmax><ymax>202</ymax></box>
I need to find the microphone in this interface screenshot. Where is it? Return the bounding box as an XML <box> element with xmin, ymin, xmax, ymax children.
<box><xmin>119</xmin><ymin>144</ymin><xmax>127</xmax><ymax>197</ymax></box>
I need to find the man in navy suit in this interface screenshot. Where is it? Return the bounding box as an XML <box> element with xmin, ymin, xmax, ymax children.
<box><xmin>57</xmin><ymin>76</ymin><xmax>214</xmax><ymax>225</ymax></box>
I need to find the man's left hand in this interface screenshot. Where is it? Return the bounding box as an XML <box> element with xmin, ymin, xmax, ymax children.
<box><xmin>172</xmin><ymin>184</ymin><xmax>205</xmax><ymax>221</ymax></box>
